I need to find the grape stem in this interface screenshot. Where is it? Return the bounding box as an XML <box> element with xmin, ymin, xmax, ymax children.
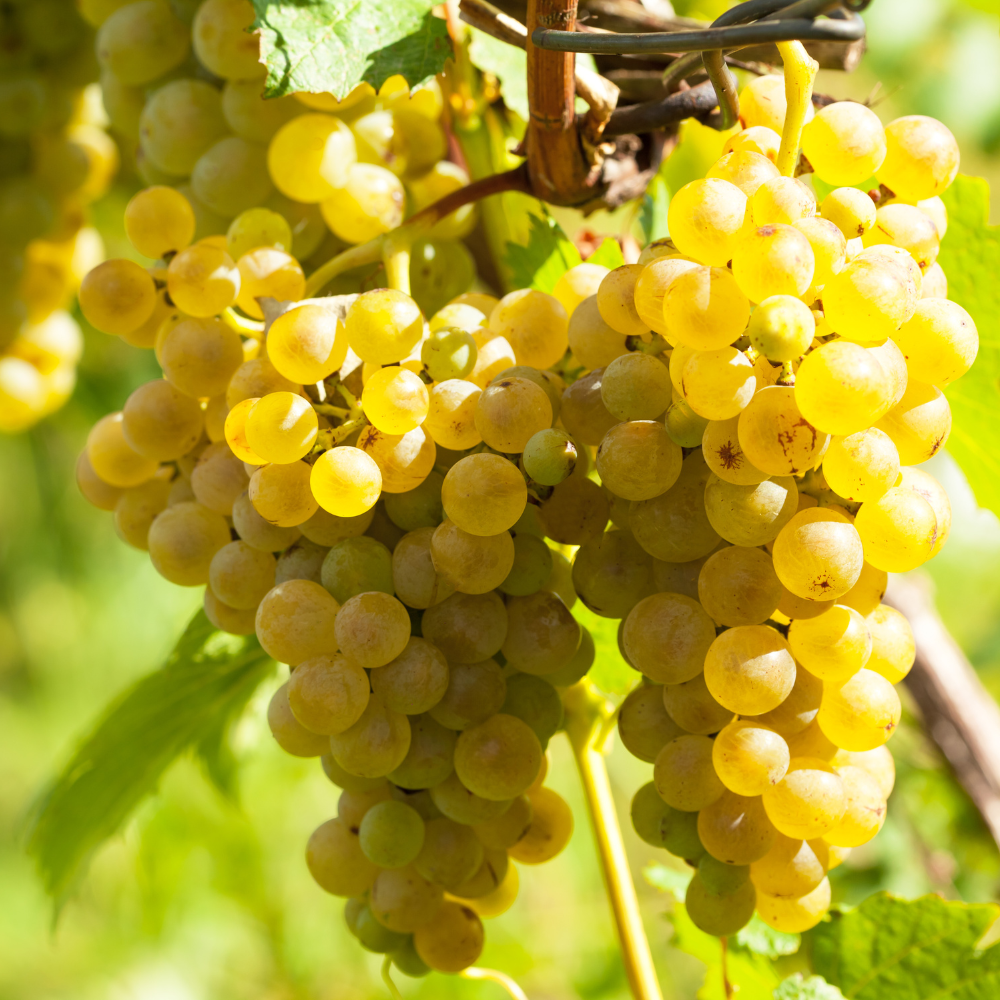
<box><xmin>563</xmin><ymin>681</ymin><xmax>663</xmax><ymax>1000</ymax></box>
<box><xmin>461</xmin><ymin>966</ymin><xmax>531</xmax><ymax>999</ymax></box>
<box><xmin>221</xmin><ymin>307</ymin><xmax>265</xmax><ymax>338</ymax></box>
<box><xmin>775</xmin><ymin>40</ymin><xmax>818</xmax><ymax>176</ymax></box>
<box><xmin>380</xmin><ymin>956</ymin><xmax>403</xmax><ymax>1000</ymax></box>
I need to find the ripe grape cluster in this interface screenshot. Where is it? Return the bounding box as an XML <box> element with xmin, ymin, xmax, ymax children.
<box><xmin>0</xmin><ymin>0</ymin><xmax>118</xmax><ymax>431</ymax></box>
<box><xmin>617</xmin><ymin>75</ymin><xmax>970</xmax><ymax>937</ymax></box>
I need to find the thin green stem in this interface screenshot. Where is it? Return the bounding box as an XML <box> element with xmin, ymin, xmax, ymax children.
<box><xmin>381</xmin><ymin>956</ymin><xmax>403</xmax><ymax>1000</ymax></box>
<box><xmin>222</xmin><ymin>307</ymin><xmax>265</xmax><ymax>337</ymax></box>
<box><xmin>304</xmin><ymin>238</ymin><xmax>384</xmax><ymax>297</ymax></box>
<box><xmin>383</xmin><ymin>232</ymin><xmax>414</xmax><ymax>294</ymax></box>
<box><xmin>461</xmin><ymin>966</ymin><xmax>530</xmax><ymax>999</ymax></box>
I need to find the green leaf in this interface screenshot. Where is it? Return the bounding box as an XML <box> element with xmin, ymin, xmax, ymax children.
<box><xmin>576</xmin><ymin>603</ymin><xmax>635</xmax><ymax>696</ymax></box>
<box><xmin>586</xmin><ymin>238</ymin><xmax>626</xmax><ymax>270</ymax></box>
<box><xmin>468</xmin><ymin>26</ymin><xmax>528</xmax><ymax>121</ymax></box>
<box><xmin>734</xmin><ymin>915</ymin><xmax>801</xmax><ymax>958</ymax></box>
<box><xmin>810</xmin><ymin>892</ymin><xmax>1000</xmax><ymax>999</ymax></box>
<box><xmin>645</xmin><ymin>862</ymin><xmax>694</xmax><ymax>898</ymax></box>
<box><xmin>251</xmin><ymin>0</ymin><xmax>451</xmax><ymax>99</ymax></box>
<box><xmin>504</xmin><ymin>211</ymin><xmax>582</xmax><ymax>294</ymax></box>
<box><xmin>936</xmin><ymin>175</ymin><xmax>1000</xmax><ymax>518</ymax></box>
<box><xmin>774</xmin><ymin>974</ymin><xmax>847</xmax><ymax>1000</ymax></box>
<box><xmin>26</xmin><ymin>611</ymin><xmax>275</xmax><ymax>909</ymax></box>
<box><xmin>639</xmin><ymin>173</ymin><xmax>671</xmax><ymax>245</ymax></box>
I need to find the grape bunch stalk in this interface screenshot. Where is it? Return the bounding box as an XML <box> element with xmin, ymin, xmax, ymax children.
<box><xmin>70</xmin><ymin>5</ymin><xmax>976</xmax><ymax>988</ymax></box>
<box><xmin>0</xmin><ymin>0</ymin><xmax>119</xmax><ymax>432</ymax></box>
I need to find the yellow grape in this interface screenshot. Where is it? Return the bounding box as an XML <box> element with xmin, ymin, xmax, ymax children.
<box><xmin>358</xmin><ymin>425</ymin><xmax>436</xmax><ymax>493</ymax></box>
<box><xmin>822</xmin><ymin>428</ymin><xmax>900</xmax><ymax>503</ymax></box>
<box><xmin>786</xmin><ymin>719</ymin><xmax>839</xmax><ymax>762</ymax></box>
<box><xmin>788</xmin><ymin>605</ymin><xmax>872</xmax><ymax>682</ymax></box>
<box><xmin>454</xmin><ymin>713</ymin><xmax>543</xmax><ymax>801</ymax></box>
<box><xmin>723</xmin><ymin>125</ymin><xmax>781</xmax><ymax>163</ymax></box>
<box><xmin>922</xmin><ymin>261</ymin><xmax>948</xmax><ymax>298</ymax></box>
<box><xmin>801</xmin><ymin>102</ymin><xmax>887</xmax><ymax>186</ymax></box>
<box><xmin>225</xmin><ymin>397</ymin><xmax>264</xmax><ymax>464</ymax></box>
<box><xmin>706</xmin><ymin>149</ymin><xmax>780</xmax><ymax>196</ymax></box>
<box><xmin>703</xmin><ymin>474</ymin><xmax>798</xmax><ymax>547</ymax></box>
<box><xmin>821</xmin><ymin>186</ymin><xmax>876</xmax><ymax>239</ymax></box>
<box><xmin>596</xmin><ymin>420</ymin><xmax>682</xmax><ymax>502</ymax></box>
<box><xmin>703</xmin><ymin>624</ymin><xmax>796</xmax><ymax>715</ymax></box>
<box><xmin>502</xmin><ymin>590</ymin><xmax>580</xmax><ymax>675</ymax></box>
<box><xmin>121</xmin><ymin>378</ymin><xmax>204</xmax><ymax>462</ymax></box>
<box><xmin>838</xmin><ymin>561</ymin><xmax>888</xmax><ymax>617</ymax></box>
<box><xmin>147</xmin><ymin>500</ymin><xmax>231</xmax><ymax>586</ymax></box>
<box><xmin>634</xmin><ymin>257</ymin><xmax>699</xmax><ymax>336</ymax></box>
<box><xmin>617</xmin><ymin>685</ymin><xmax>685</xmax><ymax>762</ymax></box>
<box><xmin>474</xmin><ymin>376</ymin><xmax>553</xmax><ymax>454</ymax></box>
<box><xmin>159</xmin><ymin>316</ymin><xmax>244</xmax><ymax>399</ymax></box>
<box><xmin>702</xmin><ymin>416</ymin><xmax>768</xmax><ymax>486</ymax></box>
<box><xmin>489</xmin><ymin>289</ymin><xmax>569</xmax><ymax>369</ymax></box>
<box><xmin>601</xmin><ymin>352</ymin><xmax>672</xmax><ymax>421</ymax></box>
<box><xmin>732</xmin><ymin>224</ymin><xmax>814</xmax><ymax>303</ymax></box>
<box><xmin>821</xmin><ymin>256</ymin><xmax>915</xmax><ymax>346</ymax></box>
<box><xmin>362</xmin><ymin>366</ymin><xmax>429</xmax><ymax>435</ymax></box>
<box><xmin>793</xmin><ymin>216</ymin><xmax>847</xmax><ymax>292</ymax></box>
<box><xmin>832</xmin><ymin>744</ymin><xmax>896</xmax><ymax>800</ymax></box>
<box><xmin>320</xmin><ymin>163</ymin><xmax>405</xmax><ymax>244</ymax></box>
<box><xmin>507</xmin><ymin>787</ymin><xmax>574</xmax><ymax>864</ymax></box>
<box><xmin>900</xmin><ymin>465</ymin><xmax>951</xmax><ymax>557</ymax></box>
<box><xmin>756</xmin><ymin>877</ymin><xmax>831</xmax><ymax>933</ymax></box>
<box><xmin>685</xmin><ymin>872</ymin><xmax>757</xmax><ymax>937</ymax></box>
<box><xmin>124</xmin><ymin>186</ymin><xmax>195</xmax><ymax>259</ymax></box>
<box><xmin>662</xmin><ymin>672</ymin><xmax>733</xmax><ymax>735</ymax></box>
<box><xmin>226</xmin><ymin>356</ymin><xmax>299</xmax><ymax>408</ymax></box>
<box><xmin>346</xmin><ymin>289</ymin><xmax>423</xmax><ymax>365</ymax></box>
<box><xmin>894</xmin><ymin>298</ymin><xmax>978</xmax><ymax>386</ymax></box>
<box><xmin>698</xmin><ymin>790</ymin><xmax>777</xmax><ymax>865</ymax></box>
<box><xmin>87</xmin><ymin>411</ymin><xmax>160</xmax><ymax>488</ymax></box>
<box><xmin>751</xmin><ymin>176</ymin><xmax>816</xmax><ymax>227</ymax></box>
<box><xmin>817</xmin><ymin>668</ymin><xmax>901</xmax><ymax>751</ymax></box>
<box><xmin>267</xmin><ymin>303</ymin><xmax>348</xmax><ymax>384</ymax></box>
<box><xmin>79</xmin><ymin>258</ymin><xmax>158</xmax><ymax>336</ymax></box>
<box><xmin>329</xmin><ymin>690</ymin><xmax>411</xmax><ymax>778</ymax></box>
<box><xmin>876</xmin><ymin>380</ymin><xmax>951</xmax><ymax>465</ymax></box>
<box><xmin>854</xmin><ymin>485</ymin><xmax>938</xmax><ymax>572</ymax></box>
<box><xmin>738</xmin><ymin>385</ymin><xmax>828</xmax><ymax>477</ymax></box>
<box><xmin>679</xmin><ymin>347</ymin><xmax>756</xmax><ymax>421</ymax></box>
<box><xmin>430</xmin><ymin>519</ymin><xmax>514</xmax><ymax>594</ymax></box>
<box><xmin>250</xmin><ymin>460</ymin><xmax>319</xmax><ymax>526</ymax></box>
<box><xmin>663</xmin><ymin>265</ymin><xmax>751</xmax><ymax>350</ymax></box>
<box><xmin>423</xmin><ymin>379</ymin><xmax>482</xmax><ymax>450</ymax></box>
<box><xmin>667</xmin><ymin>178</ymin><xmax>748</xmax><ymax>266</ymax></box>
<box><xmin>750</xmin><ymin>833</ymin><xmax>828</xmax><ymax>897</ymax></box>
<box><xmin>697</xmin><ymin>545</ymin><xmax>782</xmax><ymax>627</ymax></box>
<box><xmin>762</xmin><ymin>757</ymin><xmax>846</xmax><ymax>839</ymax></box>
<box><xmin>795</xmin><ymin>340</ymin><xmax>893</xmax><ymax>436</ymax></box>
<box><xmin>712</xmin><ymin>719</ymin><xmax>790</xmax><ymax>796</ymax></box>
<box><xmin>235</xmin><ymin>247</ymin><xmax>305</xmax><ymax>320</ymax></box>
<box><xmin>441</xmin><ymin>453</ymin><xmax>526</xmax><ymax>536</ymax></box>
<box><xmin>747</xmin><ymin>295</ymin><xmax>815</xmax><ymax>362</ymax></box>
<box><xmin>863</xmin><ymin>203</ymin><xmax>940</xmax><ymax>272</ymax></box>
<box><xmin>552</xmin><ymin>262</ymin><xmax>610</xmax><ymax>317</ymax></box>
<box><xmin>653</xmin><ymin>735</ymin><xmax>725</xmax><ymax>811</ymax></box>
<box><xmin>167</xmin><ymin>242</ymin><xmax>240</xmax><ymax>317</ymax></box>
<box><xmin>568</xmin><ymin>295</ymin><xmax>630</xmax><ymax>369</ymax></box>
<box><xmin>772</xmin><ymin>508</ymin><xmax>864</xmax><ymax>602</ymax></box>
<box><xmin>597</xmin><ymin>264</ymin><xmax>649</xmax><ymax>338</ymax></box>
<box><xmin>622</xmin><ymin>592</ymin><xmax>717</xmax><ymax>684</ymax></box>
<box><xmin>877</xmin><ymin>115</ymin><xmax>960</xmax><ymax>202</ymax></box>
<box><xmin>245</xmin><ymin>391</ymin><xmax>318</xmax><ymax>463</ymax></box>
<box><xmin>310</xmin><ymin>446</ymin><xmax>382</xmax><ymax>517</ymax></box>
<box><xmin>823</xmin><ymin>764</ymin><xmax>886</xmax><ymax>847</ymax></box>
<box><xmin>267</xmin><ymin>113</ymin><xmax>357</xmax><ymax>202</ymax></box>
<box><xmin>752</xmin><ymin>664</ymin><xmax>823</xmax><ymax>736</ymax></box>
<box><xmin>739</xmin><ymin>74</ymin><xmax>813</xmax><ymax>133</ymax></box>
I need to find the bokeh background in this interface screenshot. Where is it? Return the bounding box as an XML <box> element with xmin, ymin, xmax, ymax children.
<box><xmin>4</xmin><ymin>1</ymin><xmax>1000</xmax><ymax>998</ymax></box>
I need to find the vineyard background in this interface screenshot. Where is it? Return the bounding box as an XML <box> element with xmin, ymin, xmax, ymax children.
<box><xmin>4</xmin><ymin>0</ymin><xmax>1000</xmax><ymax>998</ymax></box>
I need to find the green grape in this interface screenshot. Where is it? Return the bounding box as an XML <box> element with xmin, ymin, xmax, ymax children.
<box><xmin>306</xmin><ymin>817</ymin><xmax>378</xmax><ymax>896</ymax></box>
<box><xmin>329</xmin><ymin>690</ymin><xmax>412</xmax><ymax>778</ymax></box>
<box><xmin>617</xmin><ymin>684</ymin><xmax>686</xmax><ymax>762</ymax></box>
<box><xmin>358</xmin><ymin>800</ymin><xmax>425</xmax><ymax>869</ymax></box>
<box><xmin>319</xmin><ymin>536</ymin><xmax>393</xmax><ymax>604</ymax></box>
<box><xmin>752</xmin><ymin>663</ymin><xmax>822</xmax><ymax>736</ymax></box>
<box><xmin>572</xmin><ymin>528</ymin><xmax>654</xmax><ymax>619</ymax></box>
<box><xmin>559</xmin><ymin>367</ymin><xmax>619</xmax><ymax>445</ymax></box>
<box><xmin>254</xmin><ymin>578</ymin><xmax>339</xmax><ymax>664</ymax></box>
<box><xmin>539</xmin><ymin>476</ymin><xmax>610</xmax><ymax>546</ymax></box>
<box><xmin>707</xmin><ymin>148</ymin><xmax>780</xmax><ymax>196</ymax></box>
<box><xmin>370</xmin><ymin>636</ymin><xmax>447</xmax><ymax>713</ymax></box>
<box><xmin>821</xmin><ymin>186</ymin><xmax>876</xmax><ymax>238</ymax></box>
<box><xmin>876</xmin><ymin>380</ymin><xmax>951</xmax><ymax>466</ymax></box>
<box><xmin>631</xmin><ymin>781</ymin><xmax>675</xmax><ymax>847</ymax></box>
<box><xmin>685</xmin><ymin>873</ymin><xmax>756</xmax><ymax>936</ymax></box>
<box><xmin>713</xmin><ymin>719</ymin><xmax>789</xmax><ymax>796</ymax></box>
<box><xmin>703</xmin><ymin>473</ymin><xmax>799</xmax><ymax>547</ymax></box>
<box><xmin>667</xmin><ymin>178</ymin><xmax>748</xmax><ymax>266</ymax></box>
<box><xmin>488</xmin><ymin>288</ymin><xmax>569</xmax><ymax>369</ymax></box>
<box><xmin>663</xmin><ymin>672</ymin><xmax>733</xmax><ymax>735</ymax></box>
<box><xmin>665</xmin><ymin>394</ymin><xmax>710</xmax><ymax>448</ymax></box>
<box><xmin>622</xmin><ymin>592</ymin><xmax>716</xmax><ymax>685</ymax></box>
<box><xmin>732</xmin><ymin>223</ymin><xmax>815</xmax><ymax>303</ymax></box>
<box><xmin>801</xmin><ymin>101</ymin><xmax>887</xmax><ymax>186</ymax></box>
<box><xmin>522</xmin><ymin>428</ymin><xmax>578</xmax><ymax>486</ymax></box>
<box><xmin>704</xmin><ymin>624</ymin><xmax>796</xmax><ymax>715</ymax></box>
<box><xmin>124</xmin><ymin>186</ymin><xmax>195</xmax><ymax>259</ymax></box>
<box><xmin>865</xmin><ymin>604</ymin><xmax>915</xmax><ymax>684</ymax></box>
<box><xmin>723</xmin><ymin>125</ymin><xmax>781</xmax><ymax>162</ymax></box>
<box><xmin>147</xmin><ymin>500</ymin><xmax>232</xmax><ymax>586</ymax></box>
<box><xmin>208</xmin><ymin>539</ymin><xmax>275</xmax><ymax>608</ymax></box>
<box><xmin>422</xmin><ymin>326</ymin><xmax>477</xmax><ymax>382</ymax></box>
<box><xmin>501</xmin><ymin>673</ymin><xmax>562</xmax><ymax>745</ymax></box>
<box><xmin>894</xmin><ymin>298</ymin><xmax>977</xmax><ymax>386</ymax></box>
<box><xmin>663</xmin><ymin>265</ymin><xmax>751</xmax><ymax>350</ymax></box>
<box><xmin>221</xmin><ymin>78</ymin><xmax>299</xmax><ymax>143</ymax></box>
<box><xmin>420</xmin><ymin>590</ymin><xmax>506</xmax><ymax>663</ymax></box>
<box><xmin>96</xmin><ymin>0</ymin><xmax>189</xmax><ymax>85</ymax></box>
<box><xmin>451</xmin><ymin>848</ymin><xmax>509</xmax><ymax>899</ymax></box>
<box><xmin>854</xmin><ymin>485</ymin><xmax>938</xmax><ymax>572</ymax></box>
<box><xmin>699</xmin><ymin>853</ymin><xmax>752</xmax><ymax>897</ymax></box>
<box><xmin>698</xmin><ymin>790</ymin><xmax>777</xmax><ymax>865</ymax></box>
<box><xmin>413</xmin><ymin>900</ymin><xmax>484</xmax><ymax>973</ymax></box>
<box><xmin>408</xmin><ymin>160</ymin><xmax>477</xmax><ymax>240</ymax></box>
<box><xmin>544</xmin><ymin>624</ymin><xmax>594</xmax><ymax>686</ymax></box>
<box><xmin>79</xmin><ymin>258</ymin><xmax>157</xmax><ymax>336</ymax></box>
<box><xmin>552</xmin><ymin>262</ymin><xmax>609</xmax><ymax>317</ymax></box>
<box><xmin>697</xmin><ymin>544</ymin><xmax>782</xmax><ymax>627</ymax></box>
<box><xmin>122</xmin><ymin>378</ymin><xmax>203</xmax><ymax>461</ymax></box>
<box><xmin>370</xmin><ymin>867</ymin><xmax>443</xmax><ymax>933</ymax></box>
<box><xmin>340</xmin><ymin>784</ymin><xmax>395</xmax><ymax>827</ymax></box>
<box><xmin>353</xmin><ymin>903</ymin><xmax>410</xmax><ymax>952</ymax></box>
<box><xmin>114</xmin><ymin>476</ymin><xmax>171</xmax><ymax>550</ymax></box>
<box><xmin>596</xmin><ymin>419</ymin><xmax>682</xmax><ymax>502</ymax></box>
<box><xmin>346</xmin><ymin>288</ymin><xmax>423</xmax><ymax>365</ymax></box>
<box><xmin>268</xmin><ymin>113</ymin><xmax>356</xmax><ymax>203</ymax></box>
<box><xmin>384</xmin><ymin>472</ymin><xmax>444</xmax><ymax>531</ymax></box>
<box><xmin>822</xmin><ymin>428</ymin><xmax>900</xmax><ymax>503</ymax></box>
<box><xmin>268</xmin><ymin>682</ymin><xmax>330</xmax><ymax>756</ymax></box>
<box><xmin>762</xmin><ymin>758</ymin><xmax>846</xmax><ymax>840</ymax></box>
<box><xmin>654</xmin><ymin>734</ymin><xmax>725</xmax><ymax>811</ymax></box>
<box><xmin>475</xmin><ymin>375</ymin><xmax>552</xmax><ymax>454</ymax></box>
<box><xmin>414</xmin><ymin>817</ymin><xmax>483</xmax><ymax>889</ymax></box>
<box><xmin>334</xmin><ymin>591</ymin><xmax>410</xmax><ymax>669</ymax></box>
<box><xmin>276</xmin><ymin>539</ymin><xmax>328</xmax><ymax>585</ymax></box>
<box><xmin>877</xmin><ymin>115</ymin><xmax>960</xmax><ymax>202</ymax></box>
<box><xmin>139</xmin><ymin>79</ymin><xmax>229</xmax><ymax>176</ymax></box>
<box><xmin>428</xmin><ymin>657</ymin><xmax>506</xmax><ymax>731</ymax></box>
<box><xmin>702</xmin><ymin>416</ymin><xmax>769</xmax><ymax>486</ymax></box>
<box><xmin>508</xmin><ymin>786</ymin><xmax>574</xmax><ymax>864</ymax></box>
<box><xmin>429</xmin><ymin>519</ymin><xmax>514</xmax><ymax>594</ymax></box>
<box><xmin>441</xmin><ymin>453</ymin><xmax>526</xmax><ymax>535</ymax></box>
<box><xmin>454</xmin><ymin>713</ymin><xmax>542</xmax><ymax>801</ymax></box>
<box><xmin>388</xmin><ymin>713</ymin><xmax>456</xmax><ymax>790</ymax></box>
<box><xmin>634</xmin><ymin>256</ymin><xmax>699</xmax><ymax>336</ymax></box>
<box><xmin>473</xmin><ymin>794</ymin><xmax>533</xmax><ymax>850</ymax></box>
<box><xmin>823</xmin><ymin>764</ymin><xmax>886</xmax><ymax>847</ymax></box>
<box><xmin>502</xmin><ymin>590</ymin><xmax>580</xmax><ymax>675</ymax></box>
<box><xmin>600</xmin><ymin>352</ymin><xmax>672</xmax><ymax>421</ymax></box>
<box><xmin>749</xmin><ymin>833</ymin><xmax>828</xmax><ymax>897</ymax></box>
<box><xmin>772</xmin><ymin>508</ymin><xmax>864</xmax><ymax>602</ymax></box>
<box><xmin>191</xmin><ymin>0</ymin><xmax>263</xmax><ymax>80</ymax></box>
<box><xmin>320</xmin><ymin>162</ymin><xmax>404</xmax><ymax>243</ymax></box>
<box><xmin>392</xmin><ymin>936</ymin><xmax>432</xmax><ymax>979</ymax></box>
<box><xmin>429</xmin><ymin>771</ymin><xmax>511</xmax><ymax>825</ymax></box>
<box><xmin>748</xmin><ymin>295</ymin><xmax>815</xmax><ymax>361</ymax></box>
<box><xmin>820</xmin><ymin>256</ymin><xmax>915</xmax><ymax>347</ymax></box>
<box><xmin>499</xmin><ymin>533</ymin><xmax>553</xmax><ymax>597</ymax></box>
<box><xmin>391</xmin><ymin>527</ymin><xmax>454</xmax><ymax>609</ymax></box>
<box><xmin>190</xmin><ymin>136</ymin><xmax>273</xmax><ymax>219</ymax></box>
<box><xmin>751</xmin><ymin>176</ymin><xmax>816</xmax><ymax>227</ymax></box>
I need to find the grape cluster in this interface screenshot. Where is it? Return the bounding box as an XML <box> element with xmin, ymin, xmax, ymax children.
<box><xmin>616</xmin><ymin>79</ymin><xmax>970</xmax><ymax>937</ymax></box>
<box><xmin>0</xmin><ymin>0</ymin><xmax>118</xmax><ymax>432</ymax></box>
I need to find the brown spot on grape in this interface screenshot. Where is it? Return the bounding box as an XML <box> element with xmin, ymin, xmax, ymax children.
<box><xmin>716</xmin><ymin>443</ymin><xmax>743</xmax><ymax>470</ymax></box>
<box><xmin>931</xmin><ymin>435</ymin><xmax>945</xmax><ymax>456</ymax></box>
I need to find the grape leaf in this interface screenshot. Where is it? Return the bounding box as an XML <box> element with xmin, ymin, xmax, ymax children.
<box><xmin>734</xmin><ymin>915</ymin><xmax>801</xmax><ymax>958</ymax></box>
<box><xmin>26</xmin><ymin>611</ymin><xmax>274</xmax><ymax>909</ymax></box>
<box><xmin>639</xmin><ymin>173</ymin><xmax>671</xmax><ymax>245</ymax></box>
<box><xmin>809</xmin><ymin>892</ymin><xmax>1000</xmax><ymax>999</ymax></box>
<box><xmin>504</xmin><ymin>211</ymin><xmax>582</xmax><ymax>293</ymax></box>
<box><xmin>469</xmin><ymin>26</ymin><xmax>529</xmax><ymax>121</ymax></box>
<box><xmin>645</xmin><ymin>862</ymin><xmax>694</xmax><ymax>897</ymax></box>
<box><xmin>586</xmin><ymin>238</ymin><xmax>626</xmax><ymax>271</ymax></box>
<box><xmin>251</xmin><ymin>0</ymin><xmax>451</xmax><ymax>99</ymax></box>
<box><xmin>936</xmin><ymin>175</ymin><xmax>1000</xmax><ymax>518</ymax></box>
<box><xmin>774</xmin><ymin>974</ymin><xmax>847</xmax><ymax>1000</ymax></box>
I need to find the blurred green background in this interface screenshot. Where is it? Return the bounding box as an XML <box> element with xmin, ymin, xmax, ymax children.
<box><xmin>5</xmin><ymin>2</ymin><xmax>1000</xmax><ymax>998</ymax></box>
